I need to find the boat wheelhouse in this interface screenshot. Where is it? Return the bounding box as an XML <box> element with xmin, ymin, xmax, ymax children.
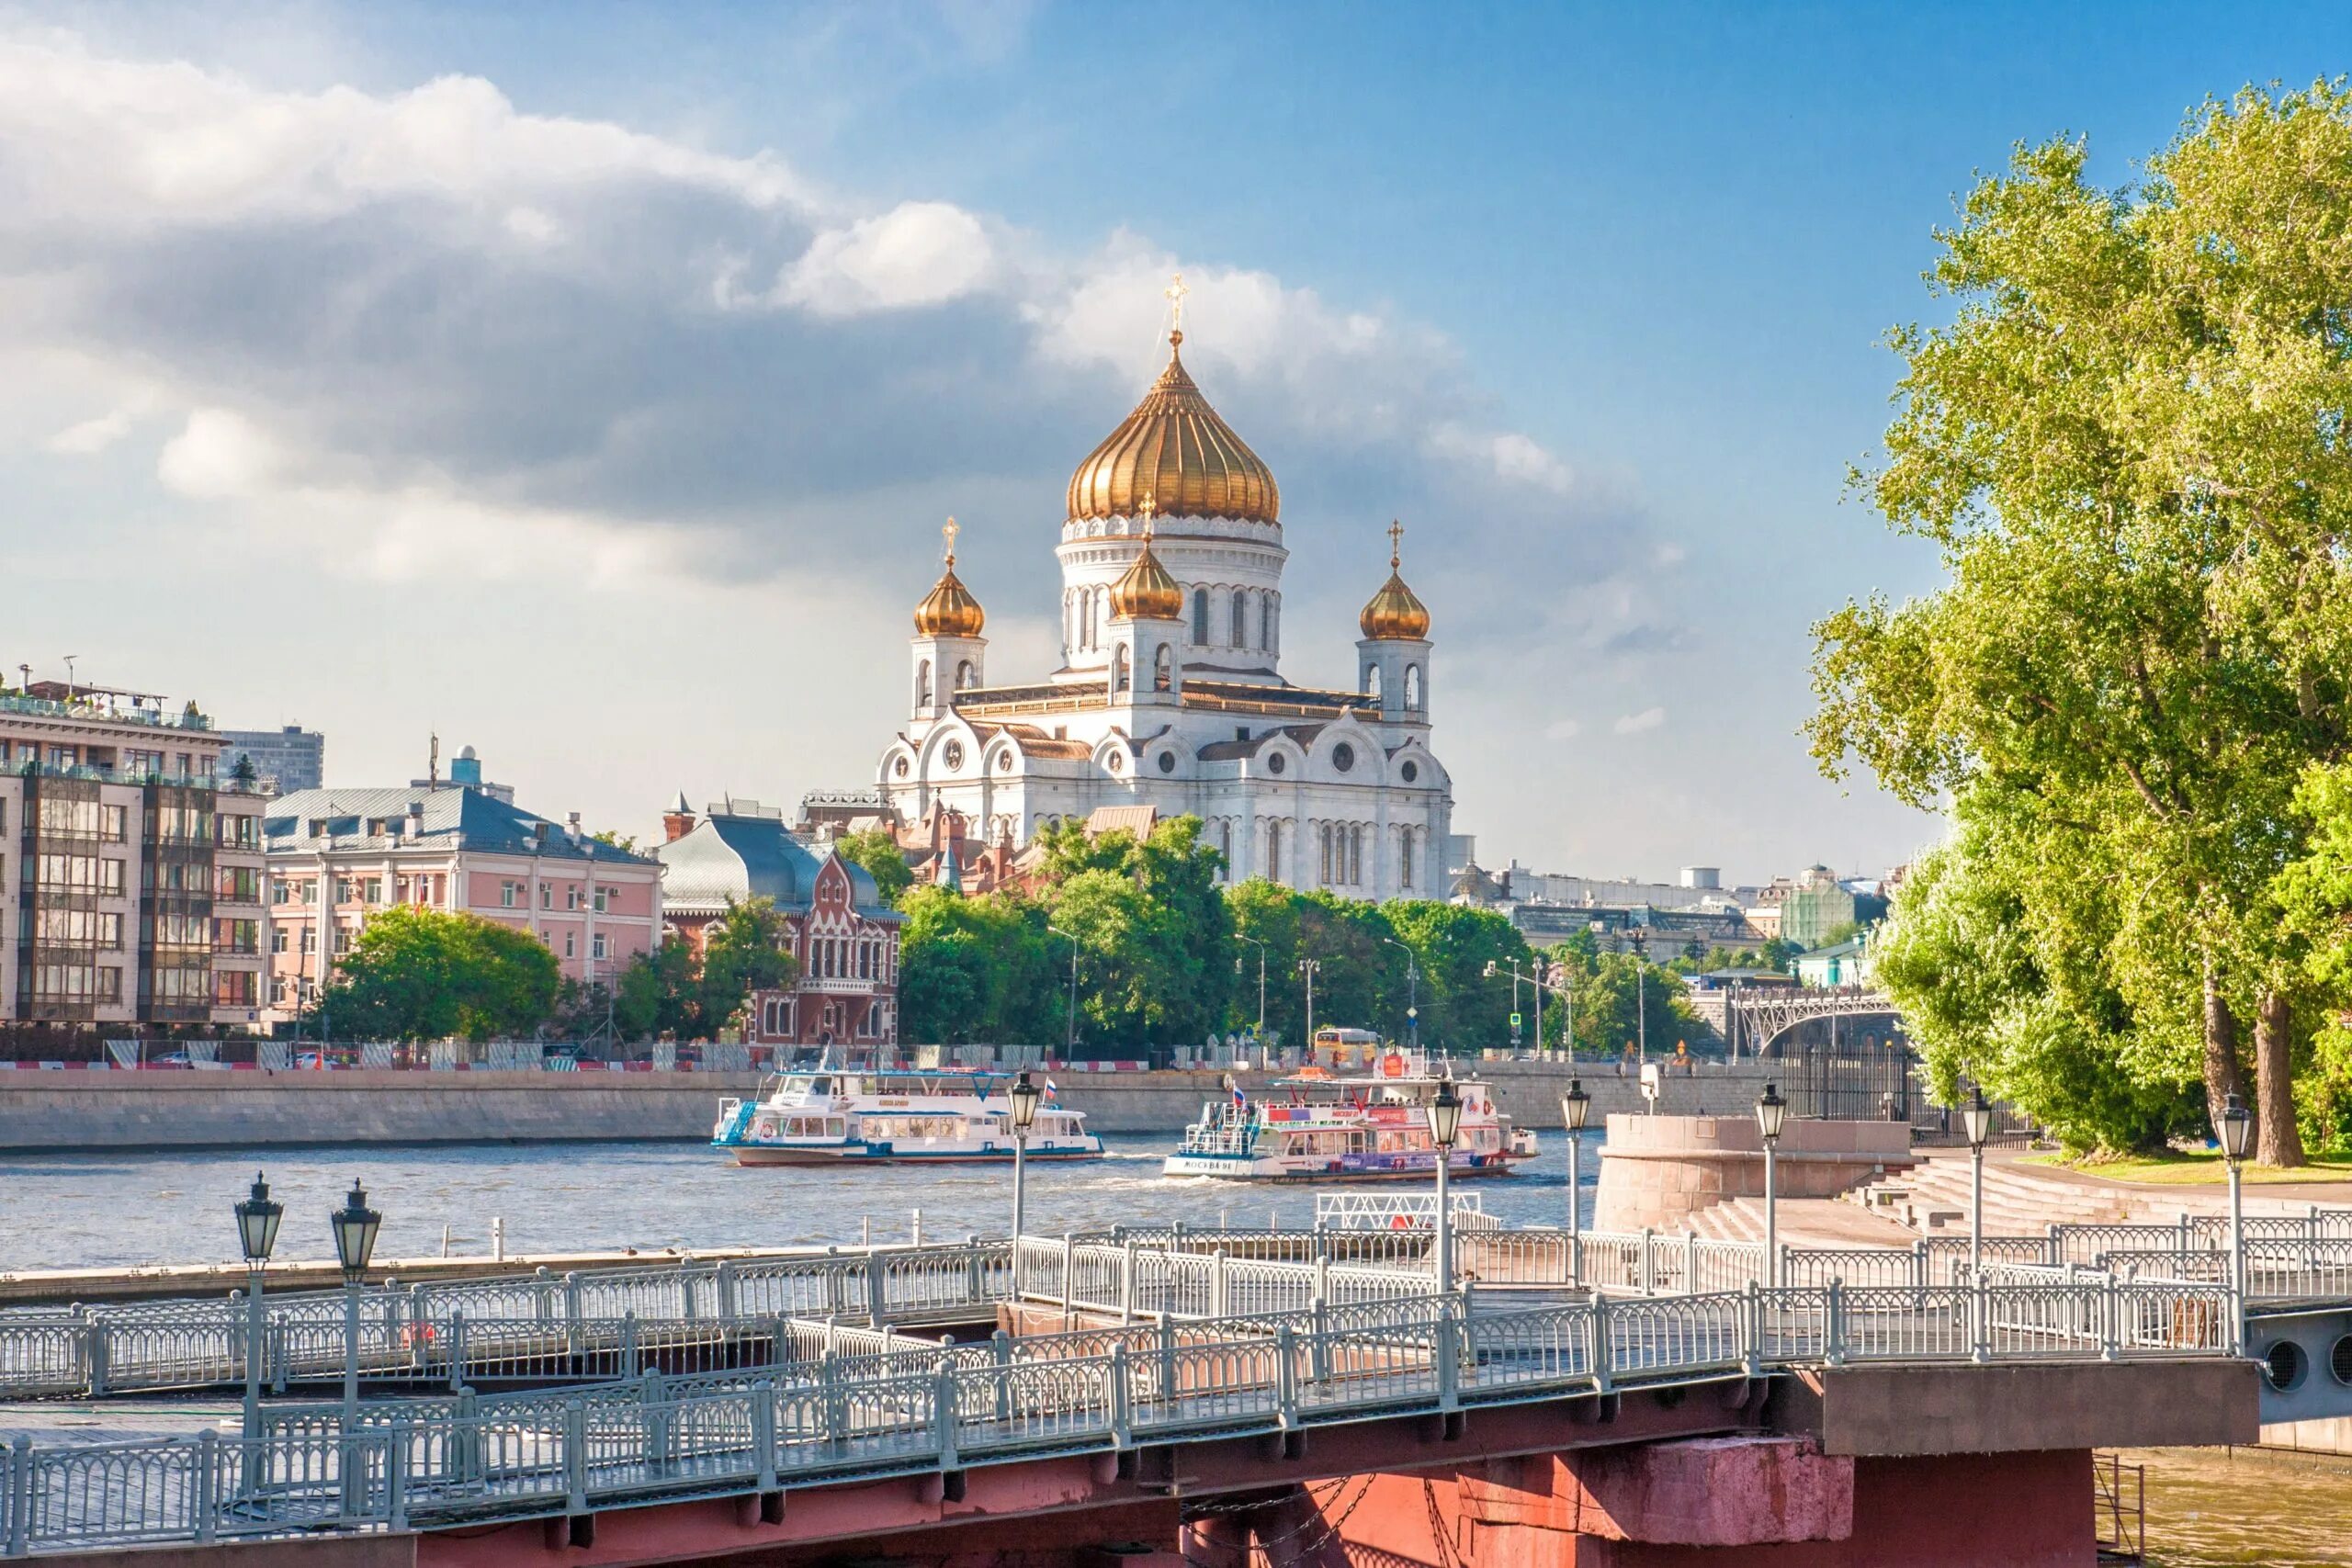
<box><xmin>712</xmin><ymin>1066</ymin><xmax>1105</xmax><ymax>1168</ymax></box>
<box><xmin>1163</xmin><ymin>1052</ymin><xmax>1532</xmax><ymax>1181</ymax></box>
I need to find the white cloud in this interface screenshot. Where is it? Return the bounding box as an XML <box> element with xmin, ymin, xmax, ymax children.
<box><xmin>773</xmin><ymin>201</ymin><xmax>997</xmax><ymax>315</ymax></box>
<box><xmin>1544</xmin><ymin>717</ymin><xmax>1581</xmax><ymax>740</ymax></box>
<box><xmin>44</xmin><ymin>406</ymin><xmax>135</xmax><ymax>455</ymax></box>
<box><xmin>1613</xmin><ymin>707</ymin><xmax>1666</xmax><ymax>735</ymax></box>
<box><xmin>157</xmin><ymin>407</ymin><xmax>285</xmax><ymax>497</ymax></box>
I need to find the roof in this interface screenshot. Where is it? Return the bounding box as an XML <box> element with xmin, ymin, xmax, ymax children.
<box><xmin>657</xmin><ymin>810</ymin><xmax>896</xmax><ymax>920</ymax></box>
<box><xmin>1196</xmin><ymin>723</ymin><xmax>1328</xmax><ymax>761</ymax></box>
<box><xmin>1084</xmin><ymin>805</ymin><xmax>1161</xmax><ymax>839</ymax></box>
<box><xmin>265</xmin><ymin>785</ymin><xmax>654</xmax><ymax>864</ymax></box>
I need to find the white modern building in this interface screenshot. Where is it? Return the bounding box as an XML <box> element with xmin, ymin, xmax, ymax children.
<box><xmin>876</xmin><ymin>318</ymin><xmax>1455</xmax><ymax>900</ymax></box>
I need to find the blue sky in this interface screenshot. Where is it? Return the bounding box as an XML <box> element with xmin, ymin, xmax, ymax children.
<box><xmin>4</xmin><ymin>1</ymin><xmax>2346</xmax><ymax>883</ymax></box>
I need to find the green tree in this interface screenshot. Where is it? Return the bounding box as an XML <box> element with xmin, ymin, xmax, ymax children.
<box><xmin>697</xmin><ymin>898</ymin><xmax>799</xmax><ymax>1035</ymax></box>
<box><xmin>1810</xmin><ymin>84</ymin><xmax>2352</xmax><ymax>1165</ymax></box>
<box><xmin>1382</xmin><ymin>900</ymin><xmax>1528</xmax><ymax>1052</ymax></box>
<box><xmin>896</xmin><ymin>886</ymin><xmax>1060</xmax><ymax>1045</ymax></box>
<box><xmin>835</xmin><ymin>829</ymin><xmax>915</xmax><ymax>908</ymax></box>
<box><xmin>588</xmin><ymin>829</ymin><xmax>639</xmax><ymax>855</ymax></box>
<box><xmin>318</xmin><ymin>905</ymin><xmax>561</xmax><ymax>1042</ymax></box>
<box><xmin>615</xmin><ymin>938</ymin><xmax>699</xmax><ymax>1041</ymax></box>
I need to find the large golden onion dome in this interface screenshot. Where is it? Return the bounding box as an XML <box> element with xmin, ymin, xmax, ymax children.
<box><xmin>1109</xmin><ymin>524</ymin><xmax>1184</xmax><ymax>621</ymax></box>
<box><xmin>913</xmin><ymin>518</ymin><xmax>986</xmax><ymax>637</ymax></box>
<box><xmin>1360</xmin><ymin>522</ymin><xmax>1431</xmax><ymax>640</ymax></box>
<box><xmin>1067</xmin><ymin>331</ymin><xmax>1280</xmax><ymax>526</ymax></box>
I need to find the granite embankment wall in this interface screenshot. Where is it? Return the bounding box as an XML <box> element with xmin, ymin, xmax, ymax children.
<box><xmin>0</xmin><ymin>1058</ymin><xmax>1782</xmax><ymax>1150</ymax></box>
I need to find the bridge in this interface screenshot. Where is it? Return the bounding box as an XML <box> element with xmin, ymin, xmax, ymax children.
<box><xmin>3</xmin><ymin>1205</ymin><xmax>2336</xmax><ymax>1564</ymax></box>
<box><xmin>1726</xmin><ymin>987</ymin><xmax>1902</xmax><ymax>1057</ymax></box>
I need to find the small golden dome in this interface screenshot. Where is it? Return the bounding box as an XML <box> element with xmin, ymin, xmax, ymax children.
<box><xmin>1067</xmin><ymin>332</ymin><xmax>1280</xmax><ymax>526</ymax></box>
<box><xmin>1360</xmin><ymin>521</ymin><xmax>1430</xmax><ymax>640</ymax></box>
<box><xmin>914</xmin><ymin>518</ymin><xmax>986</xmax><ymax>637</ymax></box>
<box><xmin>1109</xmin><ymin>525</ymin><xmax>1184</xmax><ymax>622</ymax></box>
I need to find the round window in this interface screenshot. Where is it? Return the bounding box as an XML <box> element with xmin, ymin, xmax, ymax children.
<box><xmin>1267</xmin><ymin>753</ymin><xmax>1286</xmax><ymax>775</ymax></box>
<box><xmin>1401</xmin><ymin>761</ymin><xmax>1419</xmax><ymax>784</ymax></box>
<box><xmin>2333</xmin><ymin>1334</ymin><xmax>2352</xmax><ymax>1387</ymax></box>
<box><xmin>1331</xmin><ymin>743</ymin><xmax>1355</xmax><ymax>773</ymax></box>
<box><xmin>944</xmin><ymin>741</ymin><xmax>965</xmax><ymax>770</ymax></box>
<box><xmin>2267</xmin><ymin>1340</ymin><xmax>2309</xmax><ymax>1392</ymax></box>
<box><xmin>1158</xmin><ymin>752</ymin><xmax>1176</xmax><ymax>774</ymax></box>
<box><xmin>893</xmin><ymin>756</ymin><xmax>910</xmax><ymax>778</ymax></box>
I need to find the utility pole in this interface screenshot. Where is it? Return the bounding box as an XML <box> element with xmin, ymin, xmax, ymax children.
<box><xmin>1298</xmin><ymin>958</ymin><xmax>1320</xmax><ymax>1057</ymax></box>
<box><xmin>1382</xmin><ymin>937</ymin><xmax>1419</xmax><ymax>1052</ymax></box>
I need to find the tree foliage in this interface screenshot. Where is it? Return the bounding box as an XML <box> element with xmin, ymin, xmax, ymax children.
<box><xmin>317</xmin><ymin>905</ymin><xmax>561</xmax><ymax>1043</ymax></box>
<box><xmin>1813</xmin><ymin>83</ymin><xmax>2352</xmax><ymax>1162</ymax></box>
<box><xmin>834</xmin><ymin>829</ymin><xmax>915</xmax><ymax>908</ymax></box>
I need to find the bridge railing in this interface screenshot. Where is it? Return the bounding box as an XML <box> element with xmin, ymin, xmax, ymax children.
<box><xmin>2097</xmin><ymin>1240</ymin><xmax>2352</xmax><ymax>1303</ymax></box>
<box><xmin>0</xmin><ymin>1277</ymin><xmax>2242</xmax><ymax>1557</ymax></box>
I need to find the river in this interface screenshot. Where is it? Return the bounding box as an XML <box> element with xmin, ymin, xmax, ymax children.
<box><xmin>0</xmin><ymin>1131</ymin><xmax>1600</xmax><ymax>1273</ymax></box>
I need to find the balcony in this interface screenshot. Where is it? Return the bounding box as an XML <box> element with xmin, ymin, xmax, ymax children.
<box><xmin>0</xmin><ymin>693</ymin><xmax>212</xmax><ymax>730</ymax></box>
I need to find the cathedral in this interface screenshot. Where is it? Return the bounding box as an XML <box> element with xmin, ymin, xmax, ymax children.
<box><xmin>876</xmin><ymin>297</ymin><xmax>1454</xmax><ymax>902</ymax></box>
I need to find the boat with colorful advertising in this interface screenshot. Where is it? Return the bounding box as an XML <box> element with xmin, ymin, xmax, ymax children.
<box><xmin>1163</xmin><ymin>1049</ymin><xmax>1532</xmax><ymax>1180</ymax></box>
<box><xmin>712</xmin><ymin>1065</ymin><xmax>1105</xmax><ymax>1167</ymax></box>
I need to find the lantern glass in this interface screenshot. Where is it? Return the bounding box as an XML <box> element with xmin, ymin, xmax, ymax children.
<box><xmin>1430</xmin><ymin>1080</ymin><xmax>1464</xmax><ymax>1149</ymax></box>
<box><xmin>330</xmin><ymin>1180</ymin><xmax>381</xmax><ymax>1280</ymax></box>
<box><xmin>2216</xmin><ymin>1092</ymin><xmax>2254</xmax><ymax>1162</ymax></box>
<box><xmin>1755</xmin><ymin>1082</ymin><xmax>1788</xmax><ymax>1143</ymax></box>
<box><xmin>1561</xmin><ymin>1081</ymin><xmax>1591</xmax><ymax>1133</ymax></box>
<box><xmin>1010</xmin><ymin>1072</ymin><xmax>1043</xmax><ymax>1134</ymax></box>
<box><xmin>235</xmin><ymin>1171</ymin><xmax>283</xmax><ymax>1264</ymax></box>
<box><xmin>1961</xmin><ymin>1089</ymin><xmax>1994</xmax><ymax>1150</ymax></box>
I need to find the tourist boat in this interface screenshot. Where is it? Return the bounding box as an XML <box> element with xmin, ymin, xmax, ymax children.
<box><xmin>711</xmin><ymin>1066</ymin><xmax>1107</xmax><ymax>1167</ymax></box>
<box><xmin>1163</xmin><ymin>1052</ymin><xmax>1532</xmax><ymax>1181</ymax></box>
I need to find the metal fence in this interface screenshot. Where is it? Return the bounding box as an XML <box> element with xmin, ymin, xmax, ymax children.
<box><xmin>0</xmin><ymin>1274</ymin><xmax>2236</xmax><ymax>1558</ymax></box>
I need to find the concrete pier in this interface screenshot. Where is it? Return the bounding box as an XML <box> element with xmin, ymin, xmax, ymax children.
<box><xmin>0</xmin><ymin>1058</ymin><xmax>1782</xmax><ymax>1151</ymax></box>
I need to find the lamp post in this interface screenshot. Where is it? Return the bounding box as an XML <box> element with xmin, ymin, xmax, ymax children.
<box><xmin>1010</xmin><ymin>1071</ymin><xmax>1043</xmax><ymax>1245</ymax></box>
<box><xmin>1046</xmin><ymin>926</ymin><xmax>1080</xmax><ymax>1055</ymax></box>
<box><xmin>1755</xmin><ymin>1082</ymin><xmax>1787</xmax><ymax>1290</ymax></box>
<box><xmin>330</xmin><ymin>1180</ymin><xmax>381</xmax><ymax>1423</ymax></box>
<box><xmin>1961</xmin><ymin>1088</ymin><xmax>1994</xmax><ymax>1278</ymax></box>
<box><xmin>1298</xmin><ymin>958</ymin><xmax>1321</xmax><ymax>1059</ymax></box>
<box><xmin>1628</xmin><ymin>928</ymin><xmax>1649</xmax><ymax>1065</ymax></box>
<box><xmin>1429</xmin><ymin>1077</ymin><xmax>1464</xmax><ymax>1294</ymax></box>
<box><xmin>234</xmin><ymin>1171</ymin><xmax>283</xmax><ymax>1440</ymax></box>
<box><xmin>1235</xmin><ymin>934</ymin><xmax>1268</xmax><ymax>1047</ymax></box>
<box><xmin>1561</xmin><ymin>1081</ymin><xmax>1590</xmax><ymax>1287</ymax></box>
<box><xmin>1382</xmin><ymin>938</ymin><xmax>1419</xmax><ymax>1052</ymax></box>
<box><xmin>2216</xmin><ymin>1091</ymin><xmax>2253</xmax><ymax>1314</ymax></box>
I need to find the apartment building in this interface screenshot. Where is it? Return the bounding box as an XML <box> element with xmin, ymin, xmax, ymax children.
<box><xmin>263</xmin><ymin>763</ymin><xmax>662</xmax><ymax>1018</ymax></box>
<box><xmin>0</xmin><ymin>682</ymin><xmax>270</xmax><ymax>1031</ymax></box>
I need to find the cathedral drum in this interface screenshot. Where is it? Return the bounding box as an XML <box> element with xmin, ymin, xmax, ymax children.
<box><xmin>1163</xmin><ymin>1055</ymin><xmax>1529</xmax><ymax>1182</ymax></box>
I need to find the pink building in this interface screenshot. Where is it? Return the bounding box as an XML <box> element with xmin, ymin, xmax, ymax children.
<box><xmin>263</xmin><ymin>764</ymin><xmax>662</xmax><ymax>1020</ymax></box>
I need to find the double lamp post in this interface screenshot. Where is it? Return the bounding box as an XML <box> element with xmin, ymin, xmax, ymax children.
<box><xmin>233</xmin><ymin>1173</ymin><xmax>385</xmax><ymax>1436</ymax></box>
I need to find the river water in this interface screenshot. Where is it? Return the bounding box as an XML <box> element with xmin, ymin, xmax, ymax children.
<box><xmin>0</xmin><ymin>1132</ymin><xmax>1600</xmax><ymax>1273</ymax></box>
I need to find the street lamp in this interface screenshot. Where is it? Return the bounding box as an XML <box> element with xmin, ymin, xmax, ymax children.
<box><xmin>1010</xmin><ymin>1070</ymin><xmax>1043</xmax><ymax>1245</ymax></box>
<box><xmin>1382</xmin><ymin>937</ymin><xmax>1419</xmax><ymax>1052</ymax></box>
<box><xmin>1046</xmin><ymin>926</ymin><xmax>1080</xmax><ymax>1056</ymax></box>
<box><xmin>330</xmin><ymin>1180</ymin><xmax>381</xmax><ymax>1422</ymax></box>
<box><xmin>1429</xmin><ymin>1077</ymin><xmax>1464</xmax><ymax>1294</ymax></box>
<box><xmin>1298</xmin><ymin>958</ymin><xmax>1321</xmax><ymax>1059</ymax></box>
<box><xmin>1235</xmin><ymin>934</ymin><xmax>1268</xmax><ymax>1049</ymax></box>
<box><xmin>2216</xmin><ymin>1090</ymin><xmax>2253</xmax><ymax>1314</ymax></box>
<box><xmin>1627</xmin><ymin>928</ymin><xmax>1650</xmax><ymax>1065</ymax></box>
<box><xmin>1560</xmin><ymin>1081</ymin><xmax>1590</xmax><ymax>1286</ymax></box>
<box><xmin>234</xmin><ymin>1172</ymin><xmax>283</xmax><ymax>1439</ymax></box>
<box><xmin>1755</xmin><ymin>1082</ymin><xmax>1787</xmax><ymax>1290</ymax></box>
<box><xmin>1961</xmin><ymin>1088</ymin><xmax>1995</xmax><ymax>1277</ymax></box>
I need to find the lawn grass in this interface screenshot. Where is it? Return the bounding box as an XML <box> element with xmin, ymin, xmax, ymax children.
<box><xmin>2020</xmin><ymin>1148</ymin><xmax>2352</xmax><ymax>1185</ymax></box>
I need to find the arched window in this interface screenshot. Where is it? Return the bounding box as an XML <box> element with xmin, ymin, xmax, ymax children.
<box><xmin>1261</xmin><ymin>592</ymin><xmax>1272</xmax><ymax>649</ymax></box>
<box><xmin>916</xmin><ymin>660</ymin><xmax>932</xmax><ymax>707</ymax></box>
<box><xmin>1193</xmin><ymin>588</ymin><xmax>1210</xmax><ymax>645</ymax></box>
<box><xmin>1113</xmin><ymin>645</ymin><xmax>1130</xmax><ymax>693</ymax></box>
<box><xmin>1154</xmin><ymin>644</ymin><xmax>1173</xmax><ymax>692</ymax></box>
<box><xmin>955</xmin><ymin>659</ymin><xmax>975</xmax><ymax>690</ymax></box>
<box><xmin>1364</xmin><ymin>664</ymin><xmax>1382</xmax><ymax>701</ymax></box>
<box><xmin>1319</xmin><ymin>823</ymin><xmax>1333</xmax><ymax>886</ymax></box>
<box><xmin>1400</xmin><ymin>829</ymin><xmax>1415</xmax><ymax>891</ymax></box>
<box><xmin>1267</xmin><ymin>819</ymin><xmax>1283</xmax><ymax>880</ymax></box>
<box><xmin>1218</xmin><ymin>819</ymin><xmax>1233</xmax><ymax>874</ymax></box>
<box><xmin>1230</xmin><ymin>590</ymin><xmax>1247</xmax><ymax>646</ymax></box>
<box><xmin>1350</xmin><ymin>825</ymin><xmax>1363</xmax><ymax>886</ymax></box>
<box><xmin>1087</xmin><ymin>589</ymin><xmax>1102</xmax><ymax>650</ymax></box>
<box><xmin>1404</xmin><ymin>663</ymin><xmax>1422</xmax><ymax>710</ymax></box>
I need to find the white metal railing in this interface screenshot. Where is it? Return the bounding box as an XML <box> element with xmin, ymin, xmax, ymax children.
<box><xmin>0</xmin><ymin>1274</ymin><xmax>2238</xmax><ymax>1558</ymax></box>
<box><xmin>1312</xmin><ymin>1192</ymin><xmax>1494</xmax><ymax>1231</ymax></box>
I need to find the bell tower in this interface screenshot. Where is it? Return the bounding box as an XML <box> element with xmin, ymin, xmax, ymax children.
<box><xmin>910</xmin><ymin>518</ymin><xmax>987</xmax><ymax>718</ymax></box>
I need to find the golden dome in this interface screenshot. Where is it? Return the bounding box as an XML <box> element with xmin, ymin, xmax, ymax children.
<box><xmin>1067</xmin><ymin>332</ymin><xmax>1280</xmax><ymax>526</ymax></box>
<box><xmin>1360</xmin><ymin>521</ymin><xmax>1430</xmax><ymax>640</ymax></box>
<box><xmin>914</xmin><ymin>518</ymin><xmax>986</xmax><ymax>637</ymax></box>
<box><xmin>1109</xmin><ymin>525</ymin><xmax>1184</xmax><ymax>621</ymax></box>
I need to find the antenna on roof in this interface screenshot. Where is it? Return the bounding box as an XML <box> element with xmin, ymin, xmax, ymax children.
<box><xmin>428</xmin><ymin>733</ymin><xmax>439</xmax><ymax>792</ymax></box>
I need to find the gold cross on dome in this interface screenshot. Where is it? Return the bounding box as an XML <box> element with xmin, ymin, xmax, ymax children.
<box><xmin>942</xmin><ymin>516</ymin><xmax>959</xmax><ymax>563</ymax></box>
<box><xmin>1138</xmin><ymin>493</ymin><xmax>1157</xmax><ymax>536</ymax></box>
<box><xmin>1164</xmin><ymin>273</ymin><xmax>1188</xmax><ymax>336</ymax></box>
<box><xmin>1388</xmin><ymin>519</ymin><xmax>1404</xmax><ymax>568</ymax></box>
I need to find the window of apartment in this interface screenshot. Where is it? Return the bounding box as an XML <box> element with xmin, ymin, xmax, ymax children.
<box><xmin>300</xmin><ymin>928</ymin><xmax>318</xmax><ymax>955</ymax></box>
<box><xmin>592</xmin><ymin>934</ymin><xmax>607</xmax><ymax>961</ymax></box>
<box><xmin>539</xmin><ymin>884</ymin><xmax>552</xmax><ymax>909</ymax></box>
<box><xmin>215</xmin><ymin>970</ymin><xmax>256</xmax><ymax>1008</ymax></box>
<box><xmin>100</xmin><ymin>805</ymin><xmax>126</xmax><ymax>842</ymax></box>
<box><xmin>563</xmin><ymin>931</ymin><xmax>576</xmax><ymax>958</ymax></box>
<box><xmin>502</xmin><ymin>881</ymin><xmax>519</xmax><ymax>908</ymax></box>
<box><xmin>362</xmin><ymin>877</ymin><xmax>382</xmax><ymax>905</ymax></box>
<box><xmin>565</xmin><ymin>886</ymin><xmax>581</xmax><ymax>910</ymax></box>
<box><xmin>272</xmin><ymin>925</ymin><xmax>289</xmax><ymax>954</ymax></box>
<box><xmin>335</xmin><ymin>877</ymin><xmax>356</xmax><ymax>904</ymax></box>
<box><xmin>97</xmin><ymin>859</ymin><xmax>125</xmax><ymax>897</ymax></box>
<box><xmin>96</xmin><ymin>967</ymin><xmax>121</xmax><ymax>1002</ymax></box>
<box><xmin>593</xmin><ymin>886</ymin><xmax>610</xmax><ymax>913</ymax></box>
<box><xmin>334</xmin><ymin>923</ymin><xmax>353</xmax><ymax>954</ymax></box>
<box><xmin>271</xmin><ymin>976</ymin><xmax>290</xmax><ymax>1005</ymax></box>
<box><xmin>213</xmin><ymin>919</ymin><xmax>259</xmax><ymax>956</ymax></box>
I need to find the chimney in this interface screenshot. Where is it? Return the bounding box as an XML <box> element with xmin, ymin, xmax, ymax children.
<box><xmin>662</xmin><ymin>791</ymin><xmax>696</xmax><ymax>844</ymax></box>
<box><xmin>567</xmin><ymin>810</ymin><xmax>583</xmax><ymax>843</ymax></box>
